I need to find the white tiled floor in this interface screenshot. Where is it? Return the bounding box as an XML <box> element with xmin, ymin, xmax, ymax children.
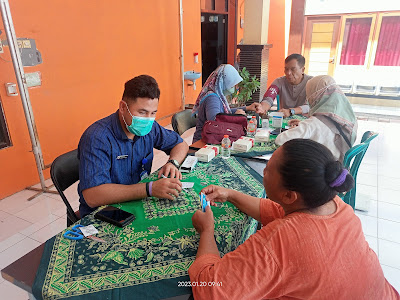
<box><xmin>1</xmin><ymin>120</ymin><xmax>400</xmax><ymax>298</ymax></box>
<box><xmin>352</xmin><ymin>103</ymin><xmax>400</xmax><ymax>117</ymax></box>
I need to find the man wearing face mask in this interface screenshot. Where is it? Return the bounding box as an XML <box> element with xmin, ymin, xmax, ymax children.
<box><xmin>77</xmin><ymin>75</ymin><xmax>189</xmax><ymax>218</ymax></box>
<box><xmin>191</xmin><ymin>64</ymin><xmax>262</xmax><ymax>143</ymax></box>
<box><xmin>248</xmin><ymin>54</ymin><xmax>313</xmax><ymax>118</ymax></box>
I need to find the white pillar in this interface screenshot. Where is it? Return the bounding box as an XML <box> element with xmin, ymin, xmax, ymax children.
<box><xmin>243</xmin><ymin>0</ymin><xmax>270</xmax><ymax>45</ymax></box>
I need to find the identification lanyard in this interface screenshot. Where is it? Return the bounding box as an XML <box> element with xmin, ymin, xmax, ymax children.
<box><xmin>140</xmin><ymin>158</ymin><xmax>149</xmax><ymax>180</ymax></box>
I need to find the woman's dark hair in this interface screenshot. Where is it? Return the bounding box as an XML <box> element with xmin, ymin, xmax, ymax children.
<box><xmin>279</xmin><ymin>139</ymin><xmax>354</xmax><ymax>208</ymax></box>
<box><xmin>122</xmin><ymin>75</ymin><xmax>160</xmax><ymax>102</ymax></box>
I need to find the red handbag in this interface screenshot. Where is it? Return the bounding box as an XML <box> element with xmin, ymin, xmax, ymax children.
<box><xmin>201</xmin><ymin>120</ymin><xmax>245</xmax><ymax>144</ymax></box>
<box><xmin>215</xmin><ymin>113</ymin><xmax>248</xmax><ymax>130</ymax></box>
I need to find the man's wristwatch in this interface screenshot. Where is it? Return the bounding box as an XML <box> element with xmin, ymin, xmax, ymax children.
<box><xmin>167</xmin><ymin>159</ymin><xmax>180</xmax><ymax>169</ymax></box>
<box><xmin>290</xmin><ymin>109</ymin><xmax>295</xmax><ymax>116</ymax></box>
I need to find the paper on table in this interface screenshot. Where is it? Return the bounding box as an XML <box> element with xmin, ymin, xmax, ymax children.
<box><xmin>79</xmin><ymin>225</ymin><xmax>99</xmax><ymax>237</ymax></box>
<box><xmin>253</xmin><ymin>153</ymin><xmax>273</xmax><ymax>161</ymax></box>
<box><xmin>182</xmin><ymin>182</ymin><xmax>194</xmax><ymax>189</ymax></box>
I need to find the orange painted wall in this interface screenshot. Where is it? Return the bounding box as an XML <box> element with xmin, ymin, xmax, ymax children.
<box><xmin>236</xmin><ymin>0</ymin><xmax>287</xmax><ymax>87</ymax></box>
<box><xmin>183</xmin><ymin>0</ymin><xmax>203</xmax><ymax>105</ymax></box>
<box><xmin>0</xmin><ymin>0</ymin><xmax>202</xmax><ymax>199</ymax></box>
<box><xmin>237</xmin><ymin>0</ymin><xmax>245</xmax><ymax>50</ymax></box>
<box><xmin>267</xmin><ymin>0</ymin><xmax>287</xmax><ymax>87</ymax></box>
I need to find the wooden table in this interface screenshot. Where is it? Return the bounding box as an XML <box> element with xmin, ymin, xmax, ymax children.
<box><xmin>188</xmin><ymin>139</ymin><xmax>206</xmax><ymax>150</ymax></box>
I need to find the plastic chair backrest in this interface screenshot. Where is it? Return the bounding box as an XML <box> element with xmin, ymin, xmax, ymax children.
<box><xmin>50</xmin><ymin>149</ymin><xmax>80</xmax><ymax>226</ymax></box>
<box><xmin>276</xmin><ymin>94</ymin><xmax>280</xmax><ymax>111</ymax></box>
<box><xmin>172</xmin><ymin>109</ymin><xmax>197</xmax><ymax>135</ymax></box>
<box><xmin>341</xmin><ymin>131</ymin><xmax>379</xmax><ymax>209</ymax></box>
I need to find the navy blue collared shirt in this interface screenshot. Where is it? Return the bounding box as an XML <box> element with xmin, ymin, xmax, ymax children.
<box><xmin>77</xmin><ymin>111</ymin><xmax>184</xmax><ymax>217</ymax></box>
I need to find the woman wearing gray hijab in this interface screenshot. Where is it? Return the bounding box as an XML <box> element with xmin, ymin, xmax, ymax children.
<box><xmin>275</xmin><ymin>75</ymin><xmax>357</xmax><ymax>161</ymax></box>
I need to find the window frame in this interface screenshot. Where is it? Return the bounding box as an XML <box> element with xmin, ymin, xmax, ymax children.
<box><xmin>336</xmin><ymin>13</ymin><xmax>377</xmax><ymax>68</ymax></box>
<box><xmin>368</xmin><ymin>11</ymin><xmax>400</xmax><ymax>68</ymax></box>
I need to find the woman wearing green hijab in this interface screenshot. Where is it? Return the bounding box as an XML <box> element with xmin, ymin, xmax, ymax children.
<box><xmin>275</xmin><ymin>75</ymin><xmax>357</xmax><ymax>161</ymax></box>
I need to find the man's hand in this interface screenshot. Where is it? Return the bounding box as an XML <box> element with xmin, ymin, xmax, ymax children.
<box><xmin>152</xmin><ymin>178</ymin><xmax>182</xmax><ymax>200</ymax></box>
<box><xmin>234</xmin><ymin>109</ymin><xmax>246</xmax><ymax>116</ymax></box>
<box><xmin>158</xmin><ymin>163</ymin><xmax>182</xmax><ymax>179</ymax></box>
<box><xmin>279</xmin><ymin>108</ymin><xmax>291</xmax><ymax>118</ymax></box>
<box><xmin>192</xmin><ymin>206</ymin><xmax>215</xmax><ymax>234</ymax></box>
<box><xmin>288</xmin><ymin>119</ymin><xmax>301</xmax><ymax>129</ymax></box>
<box><xmin>246</xmin><ymin>102</ymin><xmax>265</xmax><ymax>114</ymax></box>
<box><xmin>200</xmin><ymin>185</ymin><xmax>232</xmax><ymax>206</ymax></box>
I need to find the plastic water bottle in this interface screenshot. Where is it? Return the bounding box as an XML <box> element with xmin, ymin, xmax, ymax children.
<box><xmin>252</xmin><ymin>115</ymin><xmax>261</xmax><ymax>128</ymax></box>
<box><xmin>221</xmin><ymin>135</ymin><xmax>231</xmax><ymax>159</ymax></box>
<box><xmin>247</xmin><ymin>120</ymin><xmax>256</xmax><ymax>137</ymax></box>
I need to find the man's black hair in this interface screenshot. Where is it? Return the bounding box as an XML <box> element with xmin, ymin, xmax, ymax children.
<box><xmin>285</xmin><ymin>54</ymin><xmax>306</xmax><ymax>68</ymax></box>
<box><xmin>122</xmin><ymin>75</ymin><xmax>160</xmax><ymax>102</ymax></box>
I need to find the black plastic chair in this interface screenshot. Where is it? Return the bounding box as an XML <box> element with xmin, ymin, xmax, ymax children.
<box><xmin>50</xmin><ymin>149</ymin><xmax>81</xmax><ymax>226</ymax></box>
<box><xmin>171</xmin><ymin>109</ymin><xmax>197</xmax><ymax>135</ymax></box>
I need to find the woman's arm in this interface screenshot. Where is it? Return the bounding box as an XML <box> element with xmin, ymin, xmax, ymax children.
<box><xmin>189</xmin><ymin>223</ymin><xmax>280</xmax><ymax>300</ymax></box>
<box><xmin>275</xmin><ymin>118</ymin><xmax>313</xmax><ymax>146</ymax></box>
<box><xmin>204</xmin><ymin>95</ymin><xmax>225</xmax><ymax>121</ymax></box>
<box><xmin>201</xmin><ymin>185</ymin><xmax>262</xmax><ymax>222</ymax></box>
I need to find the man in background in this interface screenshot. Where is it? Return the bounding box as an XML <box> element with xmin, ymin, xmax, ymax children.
<box><xmin>259</xmin><ymin>53</ymin><xmax>313</xmax><ymax>117</ymax></box>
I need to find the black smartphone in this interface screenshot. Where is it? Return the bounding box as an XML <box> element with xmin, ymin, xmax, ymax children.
<box><xmin>270</xmin><ymin>128</ymin><xmax>288</xmax><ymax>135</ymax></box>
<box><xmin>94</xmin><ymin>206</ymin><xmax>135</xmax><ymax>227</ymax></box>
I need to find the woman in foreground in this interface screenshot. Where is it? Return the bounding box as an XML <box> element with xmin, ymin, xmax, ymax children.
<box><xmin>189</xmin><ymin>139</ymin><xmax>399</xmax><ymax>299</ymax></box>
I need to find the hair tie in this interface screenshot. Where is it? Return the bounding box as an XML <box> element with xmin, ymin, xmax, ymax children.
<box><xmin>329</xmin><ymin>169</ymin><xmax>348</xmax><ymax>187</ymax></box>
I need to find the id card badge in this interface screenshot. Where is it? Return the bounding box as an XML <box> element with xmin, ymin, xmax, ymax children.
<box><xmin>140</xmin><ymin>158</ymin><xmax>149</xmax><ymax>180</ymax></box>
<box><xmin>200</xmin><ymin>192</ymin><xmax>210</xmax><ymax>212</ymax></box>
<box><xmin>140</xmin><ymin>170</ymin><xmax>148</xmax><ymax>180</ymax></box>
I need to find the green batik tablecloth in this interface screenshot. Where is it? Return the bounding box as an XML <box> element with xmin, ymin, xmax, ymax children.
<box><xmin>232</xmin><ymin>115</ymin><xmax>307</xmax><ymax>158</ymax></box>
<box><xmin>32</xmin><ymin>157</ymin><xmax>265</xmax><ymax>300</ymax></box>
<box><xmin>270</xmin><ymin>114</ymin><xmax>306</xmax><ymax>128</ymax></box>
<box><xmin>231</xmin><ymin>140</ymin><xmax>278</xmax><ymax>158</ymax></box>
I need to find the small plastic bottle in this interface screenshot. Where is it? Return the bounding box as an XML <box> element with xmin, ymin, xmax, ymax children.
<box><xmin>262</xmin><ymin>116</ymin><xmax>269</xmax><ymax>129</ymax></box>
<box><xmin>221</xmin><ymin>135</ymin><xmax>231</xmax><ymax>159</ymax></box>
<box><xmin>247</xmin><ymin>120</ymin><xmax>256</xmax><ymax>137</ymax></box>
<box><xmin>252</xmin><ymin>115</ymin><xmax>260</xmax><ymax>128</ymax></box>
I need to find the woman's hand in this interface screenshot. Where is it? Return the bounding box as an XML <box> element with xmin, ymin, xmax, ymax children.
<box><xmin>246</xmin><ymin>103</ymin><xmax>265</xmax><ymax>114</ymax></box>
<box><xmin>192</xmin><ymin>206</ymin><xmax>215</xmax><ymax>234</ymax></box>
<box><xmin>234</xmin><ymin>109</ymin><xmax>246</xmax><ymax>116</ymax></box>
<box><xmin>288</xmin><ymin>119</ymin><xmax>301</xmax><ymax>129</ymax></box>
<box><xmin>201</xmin><ymin>185</ymin><xmax>232</xmax><ymax>206</ymax></box>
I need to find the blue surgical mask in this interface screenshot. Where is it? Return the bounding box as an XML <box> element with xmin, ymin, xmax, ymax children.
<box><xmin>122</xmin><ymin>102</ymin><xmax>155</xmax><ymax>136</ymax></box>
<box><xmin>223</xmin><ymin>86</ymin><xmax>236</xmax><ymax>96</ymax></box>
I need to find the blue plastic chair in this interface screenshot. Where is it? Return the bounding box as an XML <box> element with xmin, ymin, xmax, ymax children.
<box><xmin>340</xmin><ymin>131</ymin><xmax>379</xmax><ymax>209</ymax></box>
<box><xmin>276</xmin><ymin>94</ymin><xmax>280</xmax><ymax>111</ymax></box>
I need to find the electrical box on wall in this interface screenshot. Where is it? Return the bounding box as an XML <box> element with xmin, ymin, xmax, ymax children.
<box><xmin>25</xmin><ymin>72</ymin><xmax>42</xmax><ymax>88</ymax></box>
<box><xmin>2</xmin><ymin>38</ymin><xmax>42</xmax><ymax>66</ymax></box>
<box><xmin>5</xmin><ymin>83</ymin><xmax>18</xmax><ymax>96</ymax></box>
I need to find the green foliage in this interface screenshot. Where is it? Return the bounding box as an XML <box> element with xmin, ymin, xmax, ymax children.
<box><xmin>231</xmin><ymin>67</ymin><xmax>260</xmax><ymax>106</ymax></box>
